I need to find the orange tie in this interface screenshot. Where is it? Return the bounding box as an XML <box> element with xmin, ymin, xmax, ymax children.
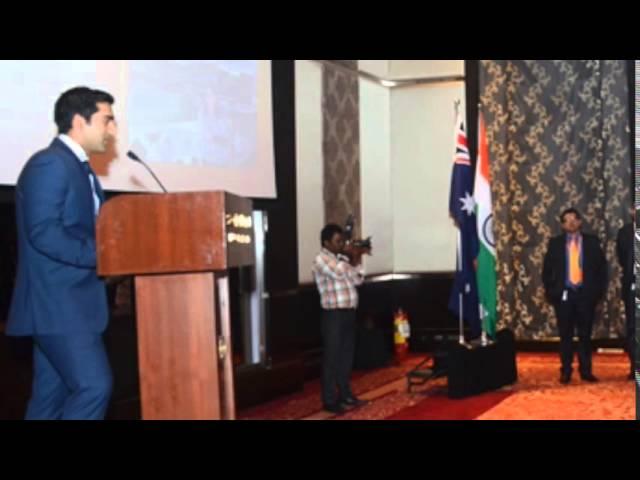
<box><xmin>568</xmin><ymin>236</ymin><xmax>582</xmax><ymax>286</ymax></box>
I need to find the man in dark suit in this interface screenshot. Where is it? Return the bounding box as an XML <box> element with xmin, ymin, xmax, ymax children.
<box><xmin>616</xmin><ymin>215</ymin><xmax>635</xmax><ymax>380</ymax></box>
<box><xmin>543</xmin><ymin>208</ymin><xmax>607</xmax><ymax>384</ymax></box>
<box><xmin>6</xmin><ymin>87</ymin><xmax>117</xmax><ymax>419</ymax></box>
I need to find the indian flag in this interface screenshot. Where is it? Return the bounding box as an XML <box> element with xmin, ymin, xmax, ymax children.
<box><xmin>474</xmin><ymin>111</ymin><xmax>497</xmax><ymax>338</ymax></box>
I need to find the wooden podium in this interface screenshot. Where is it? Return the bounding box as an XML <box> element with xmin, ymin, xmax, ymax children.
<box><xmin>96</xmin><ymin>191</ymin><xmax>254</xmax><ymax>420</ymax></box>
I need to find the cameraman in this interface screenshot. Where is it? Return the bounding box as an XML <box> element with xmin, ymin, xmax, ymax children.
<box><xmin>312</xmin><ymin>223</ymin><xmax>369</xmax><ymax>414</ymax></box>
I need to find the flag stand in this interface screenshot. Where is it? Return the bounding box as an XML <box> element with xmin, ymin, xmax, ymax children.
<box><xmin>458</xmin><ymin>293</ymin><xmax>465</xmax><ymax>345</ymax></box>
<box><xmin>458</xmin><ymin>293</ymin><xmax>472</xmax><ymax>349</ymax></box>
<box><xmin>455</xmin><ymin>229</ymin><xmax>472</xmax><ymax>349</ymax></box>
<box><xmin>479</xmin><ymin>307</ymin><xmax>494</xmax><ymax>346</ymax></box>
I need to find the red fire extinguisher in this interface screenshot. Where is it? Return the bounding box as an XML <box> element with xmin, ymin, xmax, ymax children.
<box><xmin>394</xmin><ymin>308</ymin><xmax>410</xmax><ymax>360</ymax></box>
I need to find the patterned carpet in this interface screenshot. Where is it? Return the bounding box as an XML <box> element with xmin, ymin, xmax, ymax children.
<box><xmin>238</xmin><ymin>352</ymin><xmax>635</xmax><ymax>420</ymax></box>
<box><xmin>239</xmin><ymin>355</ymin><xmax>425</xmax><ymax>420</ymax></box>
<box><xmin>476</xmin><ymin>352</ymin><xmax>634</xmax><ymax>420</ymax></box>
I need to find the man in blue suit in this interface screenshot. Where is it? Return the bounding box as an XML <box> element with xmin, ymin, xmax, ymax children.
<box><xmin>6</xmin><ymin>87</ymin><xmax>117</xmax><ymax>420</ymax></box>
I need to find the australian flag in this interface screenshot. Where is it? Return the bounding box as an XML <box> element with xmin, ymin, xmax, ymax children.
<box><xmin>448</xmin><ymin>114</ymin><xmax>481</xmax><ymax>339</ymax></box>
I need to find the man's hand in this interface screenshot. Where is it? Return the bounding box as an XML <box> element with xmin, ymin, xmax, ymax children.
<box><xmin>350</xmin><ymin>251</ymin><xmax>363</xmax><ymax>267</ymax></box>
<box><xmin>343</xmin><ymin>244</ymin><xmax>371</xmax><ymax>266</ymax></box>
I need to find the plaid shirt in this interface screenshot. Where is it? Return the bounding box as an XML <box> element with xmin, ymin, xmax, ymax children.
<box><xmin>312</xmin><ymin>248</ymin><xmax>365</xmax><ymax>310</ymax></box>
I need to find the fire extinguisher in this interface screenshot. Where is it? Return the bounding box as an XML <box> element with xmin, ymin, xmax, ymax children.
<box><xmin>394</xmin><ymin>308</ymin><xmax>410</xmax><ymax>359</ymax></box>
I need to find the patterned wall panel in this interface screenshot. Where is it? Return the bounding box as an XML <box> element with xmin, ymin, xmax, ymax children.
<box><xmin>329</xmin><ymin>60</ymin><xmax>358</xmax><ymax>70</ymax></box>
<box><xmin>634</xmin><ymin>61</ymin><xmax>639</xmax><ymax>401</ymax></box>
<box><xmin>480</xmin><ymin>60</ymin><xmax>631</xmax><ymax>340</ymax></box>
<box><xmin>322</xmin><ymin>61</ymin><xmax>361</xmax><ymax>237</ymax></box>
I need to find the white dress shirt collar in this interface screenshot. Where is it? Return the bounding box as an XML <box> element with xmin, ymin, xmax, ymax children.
<box><xmin>58</xmin><ymin>134</ymin><xmax>89</xmax><ymax>162</ymax></box>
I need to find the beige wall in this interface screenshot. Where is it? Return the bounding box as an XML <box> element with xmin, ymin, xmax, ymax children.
<box><xmin>295</xmin><ymin>60</ymin><xmax>466</xmax><ymax>282</ymax></box>
<box><xmin>295</xmin><ymin>60</ymin><xmax>324</xmax><ymax>283</ymax></box>
<box><xmin>358</xmin><ymin>60</ymin><xmax>390</xmax><ymax>78</ymax></box>
<box><xmin>390</xmin><ymin>80</ymin><xmax>465</xmax><ymax>272</ymax></box>
<box><xmin>359</xmin><ymin>78</ymin><xmax>393</xmax><ymax>275</ymax></box>
<box><xmin>389</xmin><ymin>60</ymin><xmax>464</xmax><ymax>79</ymax></box>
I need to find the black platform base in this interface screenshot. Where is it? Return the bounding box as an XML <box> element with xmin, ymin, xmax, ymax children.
<box><xmin>446</xmin><ymin>329</ymin><xmax>518</xmax><ymax>399</ymax></box>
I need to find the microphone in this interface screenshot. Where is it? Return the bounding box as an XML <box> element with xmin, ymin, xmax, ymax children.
<box><xmin>126</xmin><ymin>150</ymin><xmax>168</xmax><ymax>193</ymax></box>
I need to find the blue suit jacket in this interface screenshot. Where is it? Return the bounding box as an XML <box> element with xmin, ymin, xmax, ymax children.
<box><xmin>6</xmin><ymin>138</ymin><xmax>108</xmax><ymax>336</ymax></box>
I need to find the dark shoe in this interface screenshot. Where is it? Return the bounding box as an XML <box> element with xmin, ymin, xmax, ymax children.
<box><xmin>342</xmin><ymin>396</ymin><xmax>368</xmax><ymax>407</ymax></box>
<box><xmin>323</xmin><ymin>403</ymin><xmax>346</xmax><ymax>415</ymax></box>
<box><xmin>560</xmin><ymin>373</ymin><xmax>571</xmax><ymax>384</ymax></box>
<box><xmin>580</xmin><ymin>373</ymin><xmax>599</xmax><ymax>382</ymax></box>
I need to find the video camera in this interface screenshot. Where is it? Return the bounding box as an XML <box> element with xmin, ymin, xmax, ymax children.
<box><xmin>344</xmin><ymin>214</ymin><xmax>372</xmax><ymax>252</ymax></box>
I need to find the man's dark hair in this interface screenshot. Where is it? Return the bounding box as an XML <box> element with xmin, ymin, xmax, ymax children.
<box><xmin>560</xmin><ymin>208</ymin><xmax>582</xmax><ymax>223</ymax></box>
<box><xmin>321</xmin><ymin>224</ymin><xmax>343</xmax><ymax>246</ymax></box>
<box><xmin>54</xmin><ymin>86</ymin><xmax>114</xmax><ymax>134</ymax></box>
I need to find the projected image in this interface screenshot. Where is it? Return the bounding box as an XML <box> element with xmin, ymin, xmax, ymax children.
<box><xmin>0</xmin><ymin>61</ymin><xmax>96</xmax><ymax>164</ymax></box>
<box><xmin>127</xmin><ymin>60</ymin><xmax>258</xmax><ymax>168</ymax></box>
<box><xmin>0</xmin><ymin>60</ymin><xmax>276</xmax><ymax>198</ymax></box>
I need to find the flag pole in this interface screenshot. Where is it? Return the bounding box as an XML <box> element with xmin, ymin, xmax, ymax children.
<box><xmin>455</xmin><ymin>99</ymin><xmax>463</xmax><ymax>347</ymax></box>
<box><xmin>480</xmin><ymin>309</ymin><xmax>489</xmax><ymax>346</ymax></box>
<box><xmin>454</xmin><ymin>100</ymin><xmax>471</xmax><ymax>349</ymax></box>
<box><xmin>458</xmin><ymin>292</ymin><xmax>464</xmax><ymax>344</ymax></box>
<box><xmin>477</xmin><ymin>102</ymin><xmax>493</xmax><ymax>347</ymax></box>
<box><xmin>458</xmin><ymin>293</ymin><xmax>472</xmax><ymax>349</ymax></box>
<box><xmin>457</xmin><ymin>229</ymin><xmax>472</xmax><ymax>350</ymax></box>
<box><xmin>457</xmin><ymin>229</ymin><xmax>465</xmax><ymax>346</ymax></box>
